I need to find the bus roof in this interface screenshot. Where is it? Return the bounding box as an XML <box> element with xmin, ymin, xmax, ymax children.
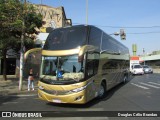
<box><xmin>43</xmin><ymin>25</ymin><xmax>129</xmax><ymax>55</ymax></box>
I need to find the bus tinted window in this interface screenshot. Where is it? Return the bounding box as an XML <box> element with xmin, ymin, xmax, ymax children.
<box><xmin>89</xmin><ymin>27</ymin><xmax>102</xmax><ymax>51</ymax></box>
<box><xmin>101</xmin><ymin>33</ymin><xmax>128</xmax><ymax>54</ymax></box>
<box><xmin>43</xmin><ymin>26</ymin><xmax>87</xmax><ymax>50</ymax></box>
<box><xmin>86</xmin><ymin>52</ymin><xmax>99</xmax><ymax>78</ymax></box>
<box><xmin>102</xmin><ymin>33</ymin><xmax>118</xmax><ymax>52</ymax></box>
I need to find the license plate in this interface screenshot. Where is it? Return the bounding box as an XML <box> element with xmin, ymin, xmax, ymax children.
<box><xmin>52</xmin><ymin>99</ymin><xmax>62</xmax><ymax>103</ymax></box>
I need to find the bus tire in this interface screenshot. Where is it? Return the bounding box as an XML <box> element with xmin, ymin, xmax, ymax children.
<box><xmin>123</xmin><ymin>74</ymin><xmax>128</xmax><ymax>83</ymax></box>
<box><xmin>98</xmin><ymin>82</ymin><xmax>106</xmax><ymax>99</ymax></box>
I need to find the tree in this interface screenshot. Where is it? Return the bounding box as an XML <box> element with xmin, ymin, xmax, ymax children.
<box><xmin>0</xmin><ymin>0</ymin><xmax>42</xmax><ymax>80</ymax></box>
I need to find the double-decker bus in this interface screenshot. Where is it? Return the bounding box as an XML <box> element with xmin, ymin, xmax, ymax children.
<box><xmin>28</xmin><ymin>25</ymin><xmax>129</xmax><ymax>104</ymax></box>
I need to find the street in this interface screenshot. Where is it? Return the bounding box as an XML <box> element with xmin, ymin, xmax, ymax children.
<box><xmin>0</xmin><ymin>73</ymin><xmax>160</xmax><ymax>119</ymax></box>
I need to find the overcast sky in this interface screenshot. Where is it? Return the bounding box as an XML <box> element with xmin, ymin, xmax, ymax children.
<box><xmin>29</xmin><ymin>0</ymin><xmax>160</xmax><ymax>55</ymax></box>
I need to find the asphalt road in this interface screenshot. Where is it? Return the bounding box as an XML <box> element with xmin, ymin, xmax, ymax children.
<box><xmin>0</xmin><ymin>73</ymin><xmax>160</xmax><ymax>120</ymax></box>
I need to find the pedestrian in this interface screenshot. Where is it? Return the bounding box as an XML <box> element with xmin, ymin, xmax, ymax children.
<box><xmin>28</xmin><ymin>68</ymin><xmax>34</xmax><ymax>91</ymax></box>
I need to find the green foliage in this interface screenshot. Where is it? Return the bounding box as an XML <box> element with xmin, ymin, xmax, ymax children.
<box><xmin>0</xmin><ymin>0</ymin><xmax>42</xmax><ymax>54</ymax></box>
<box><xmin>0</xmin><ymin>0</ymin><xmax>42</xmax><ymax>79</ymax></box>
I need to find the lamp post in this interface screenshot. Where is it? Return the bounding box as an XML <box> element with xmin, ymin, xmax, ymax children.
<box><xmin>109</xmin><ymin>29</ymin><xmax>126</xmax><ymax>40</ymax></box>
<box><xmin>109</xmin><ymin>32</ymin><xmax>120</xmax><ymax>36</ymax></box>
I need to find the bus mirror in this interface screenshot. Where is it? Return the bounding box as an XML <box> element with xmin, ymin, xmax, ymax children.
<box><xmin>78</xmin><ymin>55</ymin><xmax>84</xmax><ymax>62</ymax></box>
<box><xmin>24</xmin><ymin>48</ymin><xmax>42</xmax><ymax>60</ymax></box>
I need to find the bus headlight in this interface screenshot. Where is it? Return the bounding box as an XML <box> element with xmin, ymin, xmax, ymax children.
<box><xmin>39</xmin><ymin>86</ymin><xmax>44</xmax><ymax>90</ymax></box>
<box><xmin>70</xmin><ymin>85</ymin><xmax>87</xmax><ymax>93</ymax></box>
<box><xmin>69</xmin><ymin>80</ymin><xmax>93</xmax><ymax>93</ymax></box>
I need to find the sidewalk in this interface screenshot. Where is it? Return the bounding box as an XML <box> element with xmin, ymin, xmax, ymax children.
<box><xmin>0</xmin><ymin>76</ymin><xmax>38</xmax><ymax>96</ymax></box>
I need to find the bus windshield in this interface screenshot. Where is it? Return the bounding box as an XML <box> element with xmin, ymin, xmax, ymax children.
<box><xmin>41</xmin><ymin>55</ymin><xmax>85</xmax><ymax>83</ymax></box>
<box><xmin>43</xmin><ymin>26</ymin><xmax>87</xmax><ymax>50</ymax></box>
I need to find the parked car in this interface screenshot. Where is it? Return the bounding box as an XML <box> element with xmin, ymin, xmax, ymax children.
<box><xmin>131</xmin><ymin>64</ymin><xmax>144</xmax><ymax>75</ymax></box>
<box><xmin>142</xmin><ymin>65</ymin><xmax>153</xmax><ymax>74</ymax></box>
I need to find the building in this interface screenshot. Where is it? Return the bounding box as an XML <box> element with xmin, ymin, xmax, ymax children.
<box><xmin>35</xmin><ymin>4</ymin><xmax>72</xmax><ymax>29</ymax></box>
<box><xmin>0</xmin><ymin>50</ymin><xmax>17</xmax><ymax>75</ymax></box>
<box><xmin>34</xmin><ymin>4</ymin><xmax>72</xmax><ymax>47</ymax></box>
<box><xmin>139</xmin><ymin>51</ymin><xmax>160</xmax><ymax>73</ymax></box>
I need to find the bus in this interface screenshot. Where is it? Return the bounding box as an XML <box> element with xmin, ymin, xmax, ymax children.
<box><xmin>28</xmin><ymin>25</ymin><xmax>130</xmax><ymax>104</ymax></box>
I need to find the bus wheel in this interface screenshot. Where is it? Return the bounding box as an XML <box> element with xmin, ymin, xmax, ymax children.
<box><xmin>123</xmin><ymin>74</ymin><xmax>128</xmax><ymax>83</ymax></box>
<box><xmin>98</xmin><ymin>82</ymin><xmax>106</xmax><ymax>98</ymax></box>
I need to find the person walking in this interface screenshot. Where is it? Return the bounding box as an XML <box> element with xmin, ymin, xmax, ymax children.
<box><xmin>28</xmin><ymin>68</ymin><xmax>34</xmax><ymax>91</ymax></box>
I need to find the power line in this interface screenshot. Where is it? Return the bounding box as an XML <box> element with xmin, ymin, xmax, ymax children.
<box><xmin>127</xmin><ymin>31</ymin><xmax>160</xmax><ymax>34</ymax></box>
<box><xmin>96</xmin><ymin>25</ymin><xmax>160</xmax><ymax>29</ymax></box>
<box><xmin>73</xmin><ymin>23</ymin><xmax>160</xmax><ymax>29</ymax></box>
<box><xmin>73</xmin><ymin>23</ymin><xmax>160</xmax><ymax>34</ymax></box>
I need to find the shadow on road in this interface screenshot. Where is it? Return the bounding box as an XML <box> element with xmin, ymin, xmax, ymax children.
<box><xmin>0</xmin><ymin>77</ymin><xmax>30</xmax><ymax>106</ymax></box>
<box><xmin>0</xmin><ymin>95</ymin><xmax>20</xmax><ymax>106</ymax></box>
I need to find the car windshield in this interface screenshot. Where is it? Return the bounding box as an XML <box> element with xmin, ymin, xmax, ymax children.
<box><xmin>143</xmin><ymin>66</ymin><xmax>149</xmax><ymax>68</ymax></box>
<box><xmin>134</xmin><ymin>65</ymin><xmax>142</xmax><ymax>68</ymax></box>
<box><xmin>40</xmin><ymin>55</ymin><xmax>85</xmax><ymax>82</ymax></box>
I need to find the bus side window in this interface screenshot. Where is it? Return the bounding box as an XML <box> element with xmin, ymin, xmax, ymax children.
<box><xmin>89</xmin><ymin>27</ymin><xmax>102</xmax><ymax>51</ymax></box>
<box><xmin>86</xmin><ymin>60</ymin><xmax>94</xmax><ymax>77</ymax></box>
<box><xmin>86</xmin><ymin>53</ymin><xmax>99</xmax><ymax>78</ymax></box>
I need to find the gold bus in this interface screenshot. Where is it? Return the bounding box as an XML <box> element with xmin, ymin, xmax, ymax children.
<box><xmin>35</xmin><ymin>25</ymin><xmax>130</xmax><ymax>104</ymax></box>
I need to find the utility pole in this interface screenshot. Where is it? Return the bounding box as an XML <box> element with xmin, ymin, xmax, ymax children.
<box><xmin>143</xmin><ymin>48</ymin><xmax>145</xmax><ymax>65</ymax></box>
<box><xmin>86</xmin><ymin>0</ymin><xmax>88</xmax><ymax>25</ymax></box>
<box><xmin>19</xmin><ymin>0</ymin><xmax>26</xmax><ymax>91</ymax></box>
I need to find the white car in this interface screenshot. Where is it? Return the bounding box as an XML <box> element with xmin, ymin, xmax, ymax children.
<box><xmin>131</xmin><ymin>64</ymin><xmax>144</xmax><ymax>75</ymax></box>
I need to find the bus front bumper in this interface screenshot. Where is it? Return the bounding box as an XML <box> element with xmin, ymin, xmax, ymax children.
<box><xmin>38</xmin><ymin>89</ymin><xmax>87</xmax><ymax>104</ymax></box>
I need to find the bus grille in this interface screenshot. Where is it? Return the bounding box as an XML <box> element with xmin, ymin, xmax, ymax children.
<box><xmin>41</xmin><ymin>89</ymin><xmax>69</xmax><ymax>95</ymax></box>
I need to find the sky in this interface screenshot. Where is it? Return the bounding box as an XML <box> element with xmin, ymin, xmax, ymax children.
<box><xmin>29</xmin><ymin>0</ymin><xmax>160</xmax><ymax>55</ymax></box>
